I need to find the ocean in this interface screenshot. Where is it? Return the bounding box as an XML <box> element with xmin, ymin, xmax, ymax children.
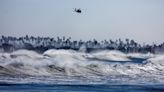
<box><xmin>0</xmin><ymin>84</ymin><xmax>164</xmax><ymax>92</ymax></box>
<box><xmin>0</xmin><ymin>49</ymin><xmax>164</xmax><ymax>92</ymax></box>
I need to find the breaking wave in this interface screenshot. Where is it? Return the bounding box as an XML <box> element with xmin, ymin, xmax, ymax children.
<box><xmin>0</xmin><ymin>49</ymin><xmax>164</xmax><ymax>84</ymax></box>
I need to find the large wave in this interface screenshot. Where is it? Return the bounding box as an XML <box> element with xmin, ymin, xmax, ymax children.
<box><xmin>0</xmin><ymin>49</ymin><xmax>164</xmax><ymax>84</ymax></box>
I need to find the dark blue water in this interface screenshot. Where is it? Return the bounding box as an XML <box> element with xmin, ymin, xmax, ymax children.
<box><xmin>0</xmin><ymin>84</ymin><xmax>164</xmax><ymax>92</ymax></box>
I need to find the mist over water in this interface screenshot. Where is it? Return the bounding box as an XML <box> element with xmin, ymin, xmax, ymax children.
<box><xmin>0</xmin><ymin>49</ymin><xmax>164</xmax><ymax>85</ymax></box>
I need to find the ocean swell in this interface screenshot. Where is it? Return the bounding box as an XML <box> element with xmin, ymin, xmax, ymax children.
<box><xmin>0</xmin><ymin>49</ymin><xmax>164</xmax><ymax>84</ymax></box>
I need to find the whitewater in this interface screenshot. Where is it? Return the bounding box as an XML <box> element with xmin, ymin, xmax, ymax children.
<box><xmin>0</xmin><ymin>49</ymin><xmax>164</xmax><ymax>85</ymax></box>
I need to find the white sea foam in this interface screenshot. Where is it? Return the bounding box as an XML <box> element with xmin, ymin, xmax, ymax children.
<box><xmin>90</xmin><ymin>50</ymin><xmax>130</xmax><ymax>61</ymax></box>
<box><xmin>0</xmin><ymin>49</ymin><xmax>164</xmax><ymax>84</ymax></box>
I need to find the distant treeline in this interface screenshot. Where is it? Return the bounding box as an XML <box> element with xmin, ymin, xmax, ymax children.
<box><xmin>0</xmin><ymin>35</ymin><xmax>164</xmax><ymax>53</ymax></box>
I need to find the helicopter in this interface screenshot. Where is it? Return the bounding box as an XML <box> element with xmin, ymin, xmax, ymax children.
<box><xmin>74</xmin><ymin>8</ymin><xmax>82</xmax><ymax>13</ymax></box>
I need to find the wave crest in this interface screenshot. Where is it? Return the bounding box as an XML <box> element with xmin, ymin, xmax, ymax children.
<box><xmin>0</xmin><ymin>49</ymin><xmax>164</xmax><ymax>84</ymax></box>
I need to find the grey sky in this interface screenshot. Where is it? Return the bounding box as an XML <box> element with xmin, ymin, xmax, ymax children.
<box><xmin>0</xmin><ymin>0</ymin><xmax>164</xmax><ymax>44</ymax></box>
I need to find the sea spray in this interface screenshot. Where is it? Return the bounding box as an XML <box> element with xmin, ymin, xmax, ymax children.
<box><xmin>0</xmin><ymin>49</ymin><xmax>164</xmax><ymax>84</ymax></box>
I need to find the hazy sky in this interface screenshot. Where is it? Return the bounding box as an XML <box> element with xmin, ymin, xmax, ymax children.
<box><xmin>0</xmin><ymin>0</ymin><xmax>164</xmax><ymax>44</ymax></box>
